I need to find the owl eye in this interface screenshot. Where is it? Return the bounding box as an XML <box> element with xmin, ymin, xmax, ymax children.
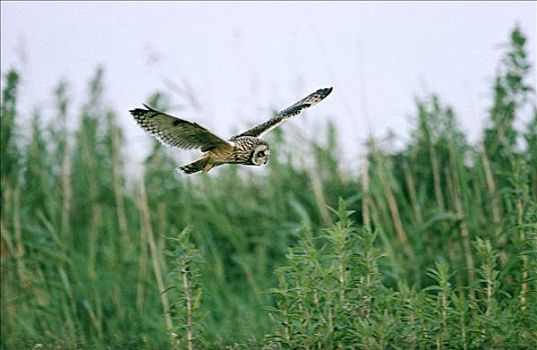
<box><xmin>257</xmin><ymin>151</ymin><xmax>265</xmax><ymax>157</ymax></box>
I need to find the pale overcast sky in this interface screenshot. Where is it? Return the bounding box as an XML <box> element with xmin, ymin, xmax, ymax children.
<box><xmin>1</xmin><ymin>2</ymin><xmax>536</xmax><ymax>171</ymax></box>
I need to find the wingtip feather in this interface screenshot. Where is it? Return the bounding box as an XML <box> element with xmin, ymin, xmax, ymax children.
<box><xmin>321</xmin><ymin>87</ymin><xmax>333</xmax><ymax>96</ymax></box>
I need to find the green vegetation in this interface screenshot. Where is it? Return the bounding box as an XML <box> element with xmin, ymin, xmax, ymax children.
<box><xmin>1</xmin><ymin>27</ymin><xmax>536</xmax><ymax>349</ymax></box>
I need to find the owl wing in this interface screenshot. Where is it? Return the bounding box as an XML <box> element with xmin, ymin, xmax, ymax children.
<box><xmin>130</xmin><ymin>104</ymin><xmax>233</xmax><ymax>152</ymax></box>
<box><xmin>233</xmin><ymin>87</ymin><xmax>333</xmax><ymax>139</ymax></box>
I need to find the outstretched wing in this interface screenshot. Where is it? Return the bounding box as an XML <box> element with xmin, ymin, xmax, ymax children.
<box><xmin>233</xmin><ymin>87</ymin><xmax>333</xmax><ymax>139</ymax></box>
<box><xmin>130</xmin><ymin>104</ymin><xmax>233</xmax><ymax>152</ymax></box>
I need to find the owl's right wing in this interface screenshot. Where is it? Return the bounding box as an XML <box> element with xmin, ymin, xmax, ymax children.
<box><xmin>232</xmin><ymin>87</ymin><xmax>333</xmax><ymax>139</ymax></box>
<box><xmin>130</xmin><ymin>104</ymin><xmax>233</xmax><ymax>152</ymax></box>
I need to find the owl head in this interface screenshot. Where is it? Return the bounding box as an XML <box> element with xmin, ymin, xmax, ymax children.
<box><xmin>251</xmin><ymin>142</ymin><xmax>270</xmax><ymax>166</ymax></box>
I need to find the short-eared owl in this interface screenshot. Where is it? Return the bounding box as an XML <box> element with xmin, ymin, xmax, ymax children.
<box><xmin>130</xmin><ymin>87</ymin><xmax>333</xmax><ymax>174</ymax></box>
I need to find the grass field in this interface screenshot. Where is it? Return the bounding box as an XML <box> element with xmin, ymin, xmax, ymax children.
<box><xmin>1</xmin><ymin>26</ymin><xmax>536</xmax><ymax>349</ymax></box>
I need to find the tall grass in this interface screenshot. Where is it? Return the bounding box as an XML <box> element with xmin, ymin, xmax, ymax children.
<box><xmin>1</xmin><ymin>26</ymin><xmax>536</xmax><ymax>349</ymax></box>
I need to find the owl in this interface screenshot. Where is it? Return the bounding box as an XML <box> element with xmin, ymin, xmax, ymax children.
<box><xmin>130</xmin><ymin>87</ymin><xmax>333</xmax><ymax>174</ymax></box>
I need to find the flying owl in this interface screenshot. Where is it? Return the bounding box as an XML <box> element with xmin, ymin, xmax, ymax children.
<box><xmin>130</xmin><ymin>87</ymin><xmax>333</xmax><ymax>174</ymax></box>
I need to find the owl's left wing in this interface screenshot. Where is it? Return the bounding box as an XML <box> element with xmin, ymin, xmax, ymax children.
<box><xmin>130</xmin><ymin>104</ymin><xmax>233</xmax><ymax>152</ymax></box>
<box><xmin>232</xmin><ymin>87</ymin><xmax>333</xmax><ymax>139</ymax></box>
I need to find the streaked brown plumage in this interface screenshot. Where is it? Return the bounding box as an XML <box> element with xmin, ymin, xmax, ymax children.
<box><xmin>130</xmin><ymin>87</ymin><xmax>332</xmax><ymax>174</ymax></box>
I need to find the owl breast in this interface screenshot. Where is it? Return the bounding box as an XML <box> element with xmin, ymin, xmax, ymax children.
<box><xmin>203</xmin><ymin>137</ymin><xmax>251</xmax><ymax>165</ymax></box>
<box><xmin>208</xmin><ymin>136</ymin><xmax>264</xmax><ymax>165</ymax></box>
<box><xmin>206</xmin><ymin>147</ymin><xmax>234</xmax><ymax>164</ymax></box>
<box><xmin>232</xmin><ymin>137</ymin><xmax>261</xmax><ymax>164</ymax></box>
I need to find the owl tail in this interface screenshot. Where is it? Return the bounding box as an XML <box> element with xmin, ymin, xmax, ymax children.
<box><xmin>177</xmin><ymin>157</ymin><xmax>214</xmax><ymax>174</ymax></box>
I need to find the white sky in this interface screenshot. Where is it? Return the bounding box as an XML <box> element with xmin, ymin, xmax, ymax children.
<box><xmin>1</xmin><ymin>2</ymin><xmax>536</xmax><ymax>171</ymax></box>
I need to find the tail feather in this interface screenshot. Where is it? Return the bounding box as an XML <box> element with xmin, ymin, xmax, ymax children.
<box><xmin>177</xmin><ymin>158</ymin><xmax>209</xmax><ymax>174</ymax></box>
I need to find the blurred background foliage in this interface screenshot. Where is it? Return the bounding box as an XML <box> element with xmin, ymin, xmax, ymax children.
<box><xmin>1</xmin><ymin>26</ymin><xmax>536</xmax><ymax>349</ymax></box>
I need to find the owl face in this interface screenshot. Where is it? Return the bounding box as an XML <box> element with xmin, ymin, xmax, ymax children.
<box><xmin>251</xmin><ymin>143</ymin><xmax>270</xmax><ymax>166</ymax></box>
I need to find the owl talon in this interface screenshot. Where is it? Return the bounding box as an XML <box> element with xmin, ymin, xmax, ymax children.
<box><xmin>203</xmin><ymin>163</ymin><xmax>215</xmax><ymax>172</ymax></box>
